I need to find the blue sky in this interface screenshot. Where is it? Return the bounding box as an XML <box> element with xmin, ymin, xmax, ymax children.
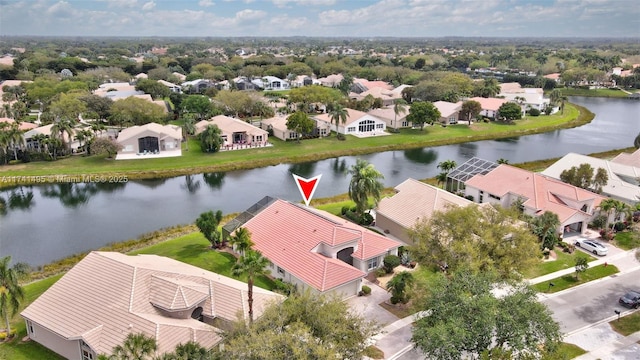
<box><xmin>0</xmin><ymin>0</ymin><xmax>638</xmax><ymax>38</ymax></box>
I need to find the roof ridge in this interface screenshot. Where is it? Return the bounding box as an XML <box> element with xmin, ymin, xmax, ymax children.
<box><xmin>128</xmin><ymin>265</ymin><xmax>137</xmax><ymax>313</ymax></box>
<box><xmin>321</xmin><ymin>259</ymin><xmax>328</xmax><ymax>291</ymax></box>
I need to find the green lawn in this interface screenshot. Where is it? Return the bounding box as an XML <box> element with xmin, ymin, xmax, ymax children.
<box><xmin>129</xmin><ymin>232</ymin><xmax>276</xmax><ymax>290</ymax></box>
<box><xmin>609</xmin><ymin>311</ymin><xmax>640</xmax><ymax>336</ymax></box>
<box><xmin>525</xmin><ymin>249</ymin><xmax>596</xmax><ymax>279</ymax></box>
<box><xmin>544</xmin><ymin>342</ymin><xmax>587</xmax><ymax>359</ymax></box>
<box><xmin>559</xmin><ymin>88</ymin><xmax>631</xmax><ymax>98</ymax></box>
<box><xmin>614</xmin><ymin>231</ymin><xmax>640</xmax><ymax>250</ymax></box>
<box><xmin>0</xmin><ymin>275</ymin><xmax>65</xmax><ymax>360</ymax></box>
<box><xmin>532</xmin><ymin>264</ymin><xmax>619</xmax><ymax>293</ymax></box>
<box><xmin>0</xmin><ymin>103</ymin><xmax>591</xmax><ymax>185</ymax></box>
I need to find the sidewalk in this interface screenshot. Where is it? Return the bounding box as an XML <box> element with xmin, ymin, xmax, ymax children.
<box><xmin>568</xmin><ymin>321</ymin><xmax>640</xmax><ymax>360</ymax></box>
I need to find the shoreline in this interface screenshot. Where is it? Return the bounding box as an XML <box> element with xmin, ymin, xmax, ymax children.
<box><xmin>19</xmin><ymin>144</ymin><xmax>637</xmax><ymax>282</ymax></box>
<box><xmin>0</xmin><ymin>103</ymin><xmax>593</xmax><ymax>188</ymax></box>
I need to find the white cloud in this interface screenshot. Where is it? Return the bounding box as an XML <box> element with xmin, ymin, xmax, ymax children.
<box><xmin>198</xmin><ymin>0</ymin><xmax>214</xmax><ymax>7</ymax></box>
<box><xmin>106</xmin><ymin>0</ymin><xmax>138</xmax><ymax>8</ymax></box>
<box><xmin>46</xmin><ymin>1</ymin><xmax>76</xmax><ymax>18</ymax></box>
<box><xmin>274</xmin><ymin>0</ymin><xmax>335</xmax><ymax>8</ymax></box>
<box><xmin>235</xmin><ymin>9</ymin><xmax>266</xmax><ymax>20</ymax></box>
<box><xmin>142</xmin><ymin>1</ymin><xmax>155</xmax><ymax>11</ymax></box>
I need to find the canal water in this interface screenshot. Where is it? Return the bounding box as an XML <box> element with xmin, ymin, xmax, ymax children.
<box><xmin>1</xmin><ymin>97</ymin><xmax>639</xmax><ymax>266</ymax></box>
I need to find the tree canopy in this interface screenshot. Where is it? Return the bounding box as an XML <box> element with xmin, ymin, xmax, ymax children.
<box><xmin>285</xmin><ymin>111</ymin><xmax>314</xmax><ymax>143</ymax></box>
<box><xmin>412</xmin><ymin>270</ymin><xmax>562</xmax><ymax>360</ymax></box>
<box><xmin>215</xmin><ymin>291</ymin><xmax>379</xmax><ymax>360</ymax></box>
<box><xmin>497</xmin><ymin>102</ymin><xmax>523</xmax><ymax>122</ymax></box>
<box><xmin>406</xmin><ymin>101</ymin><xmax>440</xmax><ymax>130</ymax></box>
<box><xmin>409</xmin><ymin>204</ymin><xmax>539</xmax><ymax>280</ymax></box>
<box><xmin>348</xmin><ymin>158</ymin><xmax>385</xmax><ymax>216</ymax></box>
<box><xmin>559</xmin><ymin>163</ymin><xmax>608</xmax><ymax>193</ymax></box>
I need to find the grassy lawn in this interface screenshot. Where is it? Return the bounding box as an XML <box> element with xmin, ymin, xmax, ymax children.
<box><xmin>129</xmin><ymin>232</ymin><xmax>276</xmax><ymax>290</ymax></box>
<box><xmin>614</xmin><ymin>231</ymin><xmax>640</xmax><ymax>250</ymax></box>
<box><xmin>545</xmin><ymin>342</ymin><xmax>587</xmax><ymax>359</ymax></box>
<box><xmin>559</xmin><ymin>88</ymin><xmax>631</xmax><ymax>98</ymax></box>
<box><xmin>532</xmin><ymin>264</ymin><xmax>619</xmax><ymax>293</ymax></box>
<box><xmin>0</xmin><ymin>103</ymin><xmax>591</xmax><ymax>185</ymax></box>
<box><xmin>525</xmin><ymin>249</ymin><xmax>596</xmax><ymax>279</ymax></box>
<box><xmin>0</xmin><ymin>275</ymin><xmax>65</xmax><ymax>360</ymax></box>
<box><xmin>609</xmin><ymin>311</ymin><xmax>640</xmax><ymax>336</ymax></box>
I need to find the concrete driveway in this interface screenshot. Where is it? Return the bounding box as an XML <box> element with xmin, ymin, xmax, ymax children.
<box><xmin>564</xmin><ymin>230</ymin><xmax>626</xmax><ymax>259</ymax></box>
<box><xmin>346</xmin><ymin>279</ymin><xmax>399</xmax><ymax>327</ymax></box>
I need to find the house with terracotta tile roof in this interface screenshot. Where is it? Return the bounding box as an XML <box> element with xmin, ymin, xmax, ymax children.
<box><xmin>433</xmin><ymin>101</ymin><xmax>462</xmax><ymax>125</ymax></box>
<box><xmin>224</xmin><ymin>198</ymin><xmax>401</xmax><ymax>298</ymax></box>
<box><xmin>116</xmin><ymin>122</ymin><xmax>182</xmax><ymax>158</ymax></box>
<box><xmin>542</xmin><ymin>152</ymin><xmax>640</xmax><ymax>205</ymax></box>
<box><xmin>195</xmin><ymin>115</ymin><xmax>268</xmax><ymax>147</ymax></box>
<box><xmin>611</xmin><ymin>148</ymin><xmax>640</xmax><ymax>168</ymax></box>
<box><xmin>376</xmin><ymin>179</ymin><xmax>474</xmax><ymax>244</ymax></box>
<box><xmin>314</xmin><ymin>108</ymin><xmax>386</xmax><ymax>136</ymax></box>
<box><xmin>464</xmin><ymin>164</ymin><xmax>606</xmax><ymax>236</ymax></box>
<box><xmin>468</xmin><ymin>97</ymin><xmax>509</xmax><ymax>119</ymax></box>
<box><xmin>0</xmin><ymin>117</ymin><xmax>37</xmax><ymax>131</ymax></box>
<box><xmin>21</xmin><ymin>252</ymin><xmax>284</xmax><ymax>360</ymax></box>
<box><xmin>317</xmin><ymin>73</ymin><xmax>344</xmax><ymax>87</ymax></box>
<box><xmin>367</xmin><ymin>106</ymin><xmax>410</xmax><ymax>130</ymax></box>
<box><xmin>260</xmin><ymin>114</ymin><xmax>330</xmax><ymax>141</ymax></box>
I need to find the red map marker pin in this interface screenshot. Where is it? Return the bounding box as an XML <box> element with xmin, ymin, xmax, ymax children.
<box><xmin>292</xmin><ymin>174</ymin><xmax>322</xmax><ymax>207</ymax></box>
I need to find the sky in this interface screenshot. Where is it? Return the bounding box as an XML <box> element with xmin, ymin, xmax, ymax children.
<box><xmin>0</xmin><ymin>0</ymin><xmax>638</xmax><ymax>38</ymax></box>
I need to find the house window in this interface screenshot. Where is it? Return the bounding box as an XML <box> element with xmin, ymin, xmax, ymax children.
<box><xmin>82</xmin><ymin>349</ymin><xmax>93</xmax><ymax>360</ymax></box>
<box><xmin>277</xmin><ymin>267</ymin><xmax>285</xmax><ymax>275</ymax></box>
<box><xmin>319</xmin><ymin>129</ymin><xmax>327</xmax><ymax>136</ymax></box>
<box><xmin>489</xmin><ymin>194</ymin><xmax>501</xmax><ymax>201</ymax></box>
<box><xmin>367</xmin><ymin>258</ymin><xmax>378</xmax><ymax>270</ymax></box>
<box><xmin>402</xmin><ymin>121</ymin><xmax>408</xmax><ymax>127</ymax></box>
<box><xmin>289</xmin><ymin>132</ymin><xmax>298</xmax><ymax>139</ymax></box>
<box><xmin>27</xmin><ymin>321</ymin><xmax>34</xmax><ymax>335</ymax></box>
<box><xmin>449</xmin><ymin>116</ymin><xmax>457</xmax><ymax>124</ymax></box>
<box><xmin>347</xmin><ymin>127</ymin><xmax>356</xmax><ymax>132</ymax></box>
<box><xmin>581</xmin><ymin>204</ymin><xmax>588</xmax><ymax>212</ymax></box>
<box><xmin>376</xmin><ymin>124</ymin><xmax>384</xmax><ymax>129</ymax></box>
<box><xmin>254</xmin><ymin>135</ymin><xmax>263</xmax><ymax>142</ymax></box>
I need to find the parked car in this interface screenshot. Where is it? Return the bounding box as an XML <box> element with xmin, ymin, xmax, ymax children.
<box><xmin>619</xmin><ymin>290</ymin><xmax>640</xmax><ymax>309</ymax></box>
<box><xmin>574</xmin><ymin>238</ymin><xmax>608</xmax><ymax>256</ymax></box>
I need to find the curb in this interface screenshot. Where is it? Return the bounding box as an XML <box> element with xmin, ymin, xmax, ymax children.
<box><xmin>537</xmin><ymin>265</ymin><xmax>640</xmax><ymax>300</ymax></box>
<box><xmin>565</xmin><ymin>308</ymin><xmax>639</xmax><ymax>337</ymax></box>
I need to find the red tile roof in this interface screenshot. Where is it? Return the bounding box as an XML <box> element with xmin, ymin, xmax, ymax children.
<box><xmin>240</xmin><ymin>200</ymin><xmax>400</xmax><ymax>292</ymax></box>
<box><xmin>465</xmin><ymin>165</ymin><xmax>605</xmax><ymax>223</ymax></box>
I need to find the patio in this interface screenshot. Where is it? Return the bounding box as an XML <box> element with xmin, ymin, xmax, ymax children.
<box><xmin>115</xmin><ymin>149</ymin><xmax>182</xmax><ymax>160</ymax></box>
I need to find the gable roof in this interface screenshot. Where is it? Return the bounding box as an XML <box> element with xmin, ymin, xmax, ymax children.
<box><xmin>611</xmin><ymin>148</ymin><xmax>640</xmax><ymax>168</ymax></box>
<box><xmin>469</xmin><ymin>97</ymin><xmax>509</xmax><ymax>111</ymax></box>
<box><xmin>238</xmin><ymin>199</ymin><xmax>401</xmax><ymax>292</ymax></box>
<box><xmin>367</xmin><ymin>106</ymin><xmax>408</xmax><ymax>121</ymax></box>
<box><xmin>21</xmin><ymin>252</ymin><xmax>283</xmax><ymax>357</ymax></box>
<box><xmin>117</xmin><ymin>123</ymin><xmax>182</xmax><ymax>143</ymax></box>
<box><xmin>433</xmin><ymin>101</ymin><xmax>462</xmax><ymax>117</ymax></box>
<box><xmin>196</xmin><ymin>115</ymin><xmax>268</xmax><ymax>137</ymax></box>
<box><xmin>377</xmin><ymin>178</ymin><xmax>474</xmax><ymax>229</ymax></box>
<box><xmin>260</xmin><ymin>115</ymin><xmax>289</xmax><ymax>131</ymax></box>
<box><xmin>465</xmin><ymin>164</ymin><xmax>605</xmax><ymax>222</ymax></box>
<box><xmin>541</xmin><ymin>152</ymin><xmax>640</xmax><ymax>203</ymax></box>
<box><xmin>314</xmin><ymin>108</ymin><xmax>378</xmax><ymax>127</ymax></box>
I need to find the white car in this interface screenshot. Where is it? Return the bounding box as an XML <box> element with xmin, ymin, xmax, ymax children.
<box><xmin>574</xmin><ymin>238</ymin><xmax>608</xmax><ymax>256</ymax></box>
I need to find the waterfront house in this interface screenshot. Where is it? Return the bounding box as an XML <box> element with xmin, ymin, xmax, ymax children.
<box><xmin>196</xmin><ymin>115</ymin><xmax>268</xmax><ymax>147</ymax></box>
<box><xmin>314</xmin><ymin>108</ymin><xmax>386</xmax><ymax>136</ymax></box>
<box><xmin>116</xmin><ymin>122</ymin><xmax>182</xmax><ymax>158</ymax></box>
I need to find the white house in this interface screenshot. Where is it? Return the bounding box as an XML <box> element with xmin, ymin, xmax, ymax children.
<box><xmin>314</xmin><ymin>108</ymin><xmax>386</xmax><ymax>136</ymax></box>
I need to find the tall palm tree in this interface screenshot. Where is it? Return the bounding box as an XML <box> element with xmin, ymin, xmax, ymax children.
<box><xmin>437</xmin><ymin>160</ymin><xmax>457</xmax><ymax>174</ymax></box>
<box><xmin>75</xmin><ymin>129</ymin><xmax>93</xmax><ymax>153</ymax></box>
<box><xmin>598</xmin><ymin>198</ymin><xmax>618</xmax><ymax>230</ymax></box>
<box><xmin>51</xmin><ymin>118</ymin><xmax>75</xmax><ymax>154</ymax></box>
<box><xmin>481</xmin><ymin>78</ymin><xmax>501</xmax><ymax>98</ymax></box>
<box><xmin>231</xmin><ymin>249</ymin><xmax>270</xmax><ymax>324</ymax></box>
<box><xmin>533</xmin><ymin>211</ymin><xmax>561</xmax><ymax>250</ymax></box>
<box><xmin>4</xmin><ymin>123</ymin><xmax>24</xmax><ymax>161</ymax></box>
<box><xmin>392</xmin><ymin>99</ymin><xmax>408</xmax><ymax>130</ymax></box>
<box><xmin>90</xmin><ymin>122</ymin><xmax>106</xmax><ymax>137</ymax></box>
<box><xmin>198</xmin><ymin>124</ymin><xmax>222</xmax><ymax>153</ymax></box>
<box><xmin>348</xmin><ymin>158</ymin><xmax>385</xmax><ymax>216</ymax></box>
<box><xmin>0</xmin><ymin>256</ymin><xmax>25</xmax><ymax>339</ymax></box>
<box><xmin>328</xmin><ymin>103</ymin><xmax>348</xmax><ymax>137</ymax></box>
<box><xmin>111</xmin><ymin>332</ymin><xmax>157</xmax><ymax>360</ymax></box>
<box><xmin>230</xmin><ymin>227</ymin><xmax>254</xmax><ymax>256</ymax></box>
<box><xmin>549</xmin><ymin>89</ymin><xmax>562</xmax><ymax>108</ymax></box>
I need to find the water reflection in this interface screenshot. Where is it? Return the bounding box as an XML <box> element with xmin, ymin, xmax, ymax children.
<box><xmin>494</xmin><ymin>137</ymin><xmax>519</xmax><ymax>143</ymax></box>
<box><xmin>202</xmin><ymin>172</ymin><xmax>226</xmax><ymax>190</ymax></box>
<box><xmin>131</xmin><ymin>178</ymin><xmax>169</xmax><ymax>188</ymax></box>
<box><xmin>403</xmin><ymin>148</ymin><xmax>437</xmax><ymax>164</ymax></box>
<box><xmin>331</xmin><ymin>158</ymin><xmax>348</xmax><ymax>177</ymax></box>
<box><xmin>457</xmin><ymin>142</ymin><xmax>478</xmax><ymax>158</ymax></box>
<box><xmin>39</xmin><ymin>182</ymin><xmax>126</xmax><ymax>208</ymax></box>
<box><xmin>0</xmin><ymin>186</ymin><xmax>35</xmax><ymax>215</ymax></box>
<box><xmin>288</xmin><ymin>161</ymin><xmax>318</xmax><ymax>178</ymax></box>
<box><xmin>181</xmin><ymin>175</ymin><xmax>201</xmax><ymax>194</ymax></box>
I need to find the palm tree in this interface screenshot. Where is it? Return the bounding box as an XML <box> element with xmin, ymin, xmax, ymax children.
<box><xmin>75</xmin><ymin>129</ymin><xmax>93</xmax><ymax>153</ymax></box>
<box><xmin>549</xmin><ymin>89</ymin><xmax>562</xmax><ymax>108</ymax></box>
<box><xmin>437</xmin><ymin>160</ymin><xmax>457</xmax><ymax>174</ymax></box>
<box><xmin>51</xmin><ymin>118</ymin><xmax>75</xmax><ymax>154</ymax></box>
<box><xmin>598</xmin><ymin>198</ymin><xmax>618</xmax><ymax>230</ymax></box>
<box><xmin>111</xmin><ymin>332</ymin><xmax>157</xmax><ymax>360</ymax></box>
<box><xmin>533</xmin><ymin>211</ymin><xmax>561</xmax><ymax>250</ymax></box>
<box><xmin>4</xmin><ymin>123</ymin><xmax>24</xmax><ymax>161</ymax></box>
<box><xmin>230</xmin><ymin>227</ymin><xmax>254</xmax><ymax>256</ymax></box>
<box><xmin>386</xmin><ymin>271</ymin><xmax>414</xmax><ymax>304</ymax></box>
<box><xmin>481</xmin><ymin>78</ymin><xmax>501</xmax><ymax>98</ymax></box>
<box><xmin>0</xmin><ymin>256</ymin><xmax>25</xmax><ymax>339</ymax></box>
<box><xmin>198</xmin><ymin>124</ymin><xmax>222</xmax><ymax>153</ymax></box>
<box><xmin>231</xmin><ymin>250</ymin><xmax>270</xmax><ymax>324</ymax></box>
<box><xmin>392</xmin><ymin>99</ymin><xmax>408</xmax><ymax>131</ymax></box>
<box><xmin>348</xmin><ymin>159</ymin><xmax>385</xmax><ymax>216</ymax></box>
<box><xmin>90</xmin><ymin>122</ymin><xmax>106</xmax><ymax>137</ymax></box>
<box><xmin>328</xmin><ymin>103</ymin><xmax>348</xmax><ymax>138</ymax></box>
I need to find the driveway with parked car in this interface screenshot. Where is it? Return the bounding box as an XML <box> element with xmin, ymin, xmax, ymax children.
<box><xmin>574</xmin><ymin>238</ymin><xmax>609</xmax><ymax>256</ymax></box>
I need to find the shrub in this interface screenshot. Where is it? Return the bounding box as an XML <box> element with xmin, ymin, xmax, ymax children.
<box><xmin>390</xmin><ymin>295</ymin><xmax>401</xmax><ymax>304</ymax></box>
<box><xmin>375</xmin><ymin>268</ymin><xmax>387</xmax><ymax>277</ymax></box>
<box><xmin>361</xmin><ymin>285</ymin><xmax>371</xmax><ymax>295</ymax></box>
<box><xmin>600</xmin><ymin>229</ymin><xmax>615</xmax><ymax>241</ymax></box>
<box><xmin>0</xmin><ymin>328</ymin><xmax>17</xmax><ymax>340</ymax></box>
<box><xmin>341</xmin><ymin>206</ymin><xmax>349</xmax><ymax>215</ymax></box>
<box><xmin>360</xmin><ymin>212</ymin><xmax>374</xmax><ymax>225</ymax></box>
<box><xmin>383</xmin><ymin>255</ymin><xmax>401</xmax><ymax>274</ymax></box>
<box><xmin>528</xmin><ymin>108</ymin><xmax>541</xmax><ymax>116</ymax></box>
<box><xmin>614</xmin><ymin>222</ymin><xmax>626</xmax><ymax>232</ymax></box>
<box><xmin>590</xmin><ymin>215</ymin><xmax>607</xmax><ymax>229</ymax></box>
<box><xmin>273</xmin><ymin>279</ymin><xmax>295</xmax><ymax>295</ymax></box>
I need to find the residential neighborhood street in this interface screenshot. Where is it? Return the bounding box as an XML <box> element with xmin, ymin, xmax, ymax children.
<box><xmin>541</xmin><ymin>263</ymin><xmax>640</xmax><ymax>334</ymax></box>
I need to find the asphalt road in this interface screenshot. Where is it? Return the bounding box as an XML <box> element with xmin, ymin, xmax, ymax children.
<box><xmin>541</xmin><ymin>268</ymin><xmax>640</xmax><ymax>334</ymax></box>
